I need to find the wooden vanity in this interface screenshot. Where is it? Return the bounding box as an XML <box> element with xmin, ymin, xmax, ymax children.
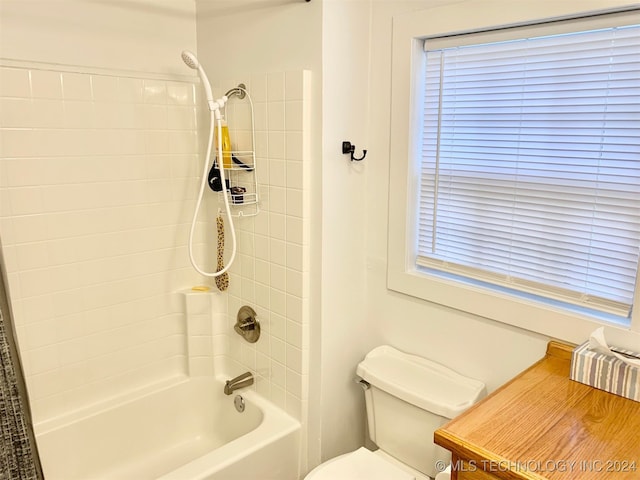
<box><xmin>434</xmin><ymin>341</ymin><xmax>640</xmax><ymax>480</ymax></box>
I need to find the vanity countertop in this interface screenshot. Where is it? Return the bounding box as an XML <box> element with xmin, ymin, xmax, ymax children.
<box><xmin>434</xmin><ymin>341</ymin><xmax>640</xmax><ymax>480</ymax></box>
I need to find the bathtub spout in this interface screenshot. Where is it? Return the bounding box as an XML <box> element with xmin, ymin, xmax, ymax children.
<box><xmin>224</xmin><ymin>372</ymin><xmax>254</xmax><ymax>395</ymax></box>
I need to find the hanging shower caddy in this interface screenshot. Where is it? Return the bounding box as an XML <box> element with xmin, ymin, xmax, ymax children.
<box><xmin>212</xmin><ymin>83</ymin><xmax>259</xmax><ymax>217</ymax></box>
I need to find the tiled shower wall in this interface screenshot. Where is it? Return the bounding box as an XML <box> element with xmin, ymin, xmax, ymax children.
<box><xmin>0</xmin><ymin>63</ymin><xmax>206</xmax><ymax>423</ymax></box>
<box><xmin>0</xmin><ymin>63</ymin><xmax>311</xmax><ymax>429</ymax></box>
<box><xmin>213</xmin><ymin>70</ymin><xmax>311</xmax><ymax>421</ymax></box>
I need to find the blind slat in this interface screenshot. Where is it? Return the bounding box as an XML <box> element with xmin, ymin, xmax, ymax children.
<box><xmin>419</xmin><ymin>20</ymin><xmax>640</xmax><ymax>317</ymax></box>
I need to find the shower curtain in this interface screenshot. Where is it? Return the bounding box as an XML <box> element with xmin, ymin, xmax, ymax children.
<box><xmin>0</xmin><ymin>257</ymin><xmax>43</xmax><ymax>480</ymax></box>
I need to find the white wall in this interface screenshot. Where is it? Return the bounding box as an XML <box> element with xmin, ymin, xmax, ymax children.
<box><xmin>318</xmin><ymin>0</ymin><xmax>373</xmax><ymax>463</ymax></box>
<box><xmin>0</xmin><ymin>0</ymin><xmax>196</xmax><ymax>76</ymax></box>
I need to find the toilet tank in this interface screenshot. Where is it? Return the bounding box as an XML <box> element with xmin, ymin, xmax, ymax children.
<box><xmin>356</xmin><ymin>346</ymin><xmax>486</xmax><ymax>478</ymax></box>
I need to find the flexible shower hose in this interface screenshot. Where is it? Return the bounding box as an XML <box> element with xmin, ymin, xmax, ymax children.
<box><xmin>188</xmin><ymin>112</ymin><xmax>237</xmax><ymax>278</ymax></box>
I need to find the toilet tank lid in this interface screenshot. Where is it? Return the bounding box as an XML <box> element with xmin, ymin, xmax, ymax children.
<box><xmin>356</xmin><ymin>345</ymin><xmax>486</xmax><ymax>419</ymax></box>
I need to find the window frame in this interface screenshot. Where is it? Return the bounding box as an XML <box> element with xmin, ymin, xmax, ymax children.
<box><xmin>387</xmin><ymin>0</ymin><xmax>640</xmax><ymax>348</ymax></box>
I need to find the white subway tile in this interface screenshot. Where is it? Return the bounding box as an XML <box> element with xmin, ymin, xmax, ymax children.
<box><xmin>255</xmin><ymin>283</ymin><xmax>270</xmax><ymax>310</ymax></box>
<box><xmin>143</xmin><ymin>79</ymin><xmax>167</xmax><ymax>104</ymax></box>
<box><xmin>286</xmin><ymin>319</ymin><xmax>302</xmax><ymax>349</ymax></box>
<box><xmin>285</xmin><ymin>243</ymin><xmax>303</xmax><ymax>272</ymax></box>
<box><xmin>255</xmin><ymin>374</ymin><xmax>271</xmax><ymax>399</ymax></box>
<box><xmin>269</xmin><ymin>213</ymin><xmax>286</xmax><ymax>241</ymax></box>
<box><xmin>0</xmin><ymin>67</ymin><xmax>31</xmax><ymax>98</ymax></box>
<box><xmin>240</xmin><ymin>277</ymin><xmax>255</xmax><ymax>303</ymax></box>
<box><xmin>286</xmin><ymin>269</ymin><xmax>304</xmax><ymax>299</ymax></box>
<box><xmin>286</xmin><ymin>216</ymin><xmax>303</xmax><ymax>245</ymax></box>
<box><xmin>118</xmin><ymin>77</ymin><xmax>144</xmax><ymax>104</ymax></box>
<box><xmin>30</xmin><ymin>70</ymin><xmax>62</xmax><ymax>99</ymax></box>
<box><xmin>212</xmin><ymin>334</ymin><xmax>228</xmax><ymax>356</ymax></box>
<box><xmin>31</xmin><ymin>99</ymin><xmax>65</xmax><ymax>128</ymax></box>
<box><xmin>286</xmin><ymin>188</ymin><xmax>303</xmax><ymax>218</ymax></box>
<box><xmin>63</xmin><ymin>101</ymin><xmax>94</xmax><ymax>129</ymax></box>
<box><xmin>285</xmin><ymin>131</ymin><xmax>303</xmax><ymax>161</ymax></box>
<box><xmin>269</xmin><ymin>187</ymin><xmax>288</xmax><ymax>213</ymax></box>
<box><xmin>270</xmin><ymin>288</ymin><xmax>286</xmax><ymax>317</ymax></box>
<box><xmin>240</xmin><ymin>343</ymin><xmax>256</xmax><ymax>371</ymax></box>
<box><xmin>270</xmin><ymin>264</ymin><xmax>286</xmax><ymax>292</ymax></box>
<box><xmin>270</xmin><ymin>313</ymin><xmax>286</xmax><ymax>341</ymax></box>
<box><xmin>24</xmin><ymin>318</ymin><xmax>58</xmax><ymax>349</ymax></box>
<box><xmin>286</xmin><ymin>160</ymin><xmax>303</xmax><ymax>189</ymax></box>
<box><xmin>253</xmin><ymin>102</ymin><xmax>267</xmax><ymax>131</ymax></box>
<box><xmin>271</xmin><ymin>384</ymin><xmax>286</xmax><ymax>410</ymax></box>
<box><xmin>271</xmin><ymin>359</ymin><xmax>286</xmax><ymax>387</ymax></box>
<box><xmin>14</xmin><ymin>242</ymin><xmax>49</xmax><ymax>271</ymax></box>
<box><xmin>188</xmin><ymin>336</ymin><xmax>213</xmax><ymax>356</ymax></box>
<box><xmin>51</xmin><ymin>289</ymin><xmax>85</xmax><ymax>318</ymax></box>
<box><xmin>167</xmin><ymin>81</ymin><xmax>195</xmax><ymax>106</ymax></box>
<box><xmin>285</xmin><ymin>101</ymin><xmax>303</xmax><ymax>131</ymax></box>
<box><xmin>270</xmin><ymin>239</ymin><xmax>286</xmax><ymax>267</ymax></box>
<box><xmin>0</xmin><ymin>98</ymin><xmax>33</xmax><ymax>128</ymax></box>
<box><xmin>93</xmin><ymin>101</ymin><xmax>122</xmax><ymax>129</ymax></box>
<box><xmin>28</xmin><ymin>344</ymin><xmax>60</xmax><ymax>375</ymax></box>
<box><xmin>285</xmin><ymin>71</ymin><xmax>304</xmax><ymax>101</ymax></box>
<box><xmin>8</xmin><ymin>187</ymin><xmax>44</xmax><ymax>215</ymax></box>
<box><xmin>250</xmin><ymin>73</ymin><xmax>268</xmax><ymax>103</ymax></box>
<box><xmin>57</xmin><ymin>337</ymin><xmax>88</xmax><ymax>366</ymax></box>
<box><xmin>61</xmin><ymin>73</ymin><xmax>92</xmax><ymax>101</ymax></box>
<box><xmin>286</xmin><ymin>368</ymin><xmax>301</xmax><ymax>397</ymax></box>
<box><xmin>267</xmin><ymin>72</ymin><xmax>285</xmax><ymax>102</ymax></box>
<box><xmin>142</xmin><ymin>104</ymin><xmax>168</xmax><ymax>130</ymax></box>
<box><xmin>268</xmin><ymin>131</ymin><xmax>285</xmax><ymax>159</ymax></box>
<box><xmin>2</xmin><ymin>158</ymin><xmax>43</xmax><ymax>187</ymax></box>
<box><xmin>189</xmin><ymin>357</ymin><xmax>214</xmax><ymax>376</ymax></box>
<box><xmin>91</xmin><ymin>75</ymin><xmax>119</xmax><ymax>101</ymax></box>
<box><xmin>2</xmin><ymin>65</ymin><xmax>310</xmax><ymax>421</ymax></box>
<box><xmin>255</xmin><ymin>131</ymin><xmax>268</xmax><ymax>158</ymax></box>
<box><xmin>286</xmin><ymin>344</ymin><xmax>302</xmax><ymax>374</ymax></box>
<box><xmin>0</xmin><ymin>129</ymin><xmax>36</xmax><ymax>158</ymax></box>
<box><xmin>269</xmin><ymin>160</ymin><xmax>286</xmax><ymax>188</ymax></box>
<box><xmin>267</xmin><ymin>101</ymin><xmax>285</xmax><ymax>131</ymax></box>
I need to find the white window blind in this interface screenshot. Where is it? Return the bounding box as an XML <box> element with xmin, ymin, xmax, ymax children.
<box><xmin>418</xmin><ymin>21</ymin><xmax>640</xmax><ymax>317</ymax></box>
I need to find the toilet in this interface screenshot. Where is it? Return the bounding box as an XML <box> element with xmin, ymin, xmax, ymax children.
<box><xmin>305</xmin><ymin>345</ymin><xmax>486</xmax><ymax>480</ymax></box>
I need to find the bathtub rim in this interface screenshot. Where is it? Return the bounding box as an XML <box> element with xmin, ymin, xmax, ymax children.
<box><xmin>35</xmin><ymin>373</ymin><xmax>302</xmax><ymax>480</ymax></box>
<box><xmin>157</xmin><ymin>384</ymin><xmax>301</xmax><ymax>480</ymax></box>
<box><xmin>35</xmin><ymin>374</ymin><xmax>193</xmax><ymax>435</ymax></box>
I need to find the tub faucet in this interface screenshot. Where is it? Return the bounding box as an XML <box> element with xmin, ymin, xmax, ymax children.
<box><xmin>224</xmin><ymin>371</ymin><xmax>254</xmax><ymax>395</ymax></box>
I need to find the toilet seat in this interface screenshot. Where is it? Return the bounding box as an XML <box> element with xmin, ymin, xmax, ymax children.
<box><xmin>304</xmin><ymin>447</ymin><xmax>415</xmax><ymax>480</ymax></box>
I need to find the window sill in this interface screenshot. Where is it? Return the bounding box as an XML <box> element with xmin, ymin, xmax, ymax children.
<box><xmin>387</xmin><ymin>265</ymin><xmax>640</xmax><ymax>351</ymax></box>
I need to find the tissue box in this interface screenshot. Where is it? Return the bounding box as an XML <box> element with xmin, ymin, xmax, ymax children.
<box><xmin>570</xmin><ymin>341</ymin><xmax>640</xmax><ymax>402</ymax></box>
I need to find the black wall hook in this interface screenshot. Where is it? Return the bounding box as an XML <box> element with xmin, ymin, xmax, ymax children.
<box><xmin>342</xmin><ymin>141</ymin><xmax>367</xmax><ymax>162</ymax></box>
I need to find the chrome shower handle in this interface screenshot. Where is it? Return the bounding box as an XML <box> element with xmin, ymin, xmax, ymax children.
<box><xmin>234</xmin><ymin>306</ymin><xmax>260</xmax><ymax>343</ymax></box>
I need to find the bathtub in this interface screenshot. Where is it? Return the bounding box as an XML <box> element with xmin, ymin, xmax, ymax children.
<box><xmin>35</xmin><ymin>377</ymin><xmax>301</xmax><ymax>480</ymax></box>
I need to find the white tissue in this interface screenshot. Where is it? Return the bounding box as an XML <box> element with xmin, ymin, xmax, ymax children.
<box><xmin>588</xmin><ymin>327</ymin><xmax>640</xmax><ymax>367</ymax></box>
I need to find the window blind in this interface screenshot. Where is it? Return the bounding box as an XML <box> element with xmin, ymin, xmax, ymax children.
<box><xmin>418</xmin><ymin>22</ymin><xmax>640</xmax><ymax>317</ymax></box>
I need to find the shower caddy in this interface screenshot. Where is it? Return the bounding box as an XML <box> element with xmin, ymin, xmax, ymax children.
<box><xmin>214</xmin><ymin>83</ymin><xmax>259</xmax><ymax>218</ymax></box>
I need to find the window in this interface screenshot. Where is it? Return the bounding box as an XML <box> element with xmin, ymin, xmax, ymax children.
<box><xmin>387</xmin><ymin>2</ymin><xmax>640</xmax><ymax>342</ymax></box>
<box><xmin>419</xmin><ymin>22</ymin><xmax>640</xmax><ymax>319</ymax></box>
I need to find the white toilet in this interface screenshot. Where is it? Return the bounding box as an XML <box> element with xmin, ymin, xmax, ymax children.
<box><xmin>305</xmin><ymin>345</ymin><xmax>486</xmax><ymax>480</ymax></box>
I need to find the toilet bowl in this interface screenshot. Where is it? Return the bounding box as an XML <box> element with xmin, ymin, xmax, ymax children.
<box><xmin>304</xmin><ymin>447</ymin><xmax>419</xmax><ymax>480</ymax></box>
<box><xmin>305</xmin><ymin>449</ymin><xmax>450</xmax><ymax>480</ymax></box>
<box><xmin>304</xmin><ymin>346</ymin><xmax>485</xmax><ymax>480</ymax></box>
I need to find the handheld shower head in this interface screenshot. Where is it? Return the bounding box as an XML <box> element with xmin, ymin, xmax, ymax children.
<box><xmin>181</xmin><ymin>50</ymin><xmax>199</xmax><ymax>69</ymax></box>
<box><xmin>180</xmin><ymin>50</ymin><xmax>218</xmax><ymax>109</ymax></box>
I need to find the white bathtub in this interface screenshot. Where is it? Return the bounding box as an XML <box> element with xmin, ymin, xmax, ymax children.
<box><xmin>36</xmin><ymin>377</ymin><xmax>301</xmax><ymax>480</ymax></box>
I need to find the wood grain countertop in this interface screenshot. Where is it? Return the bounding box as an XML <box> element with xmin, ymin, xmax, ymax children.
<box><xmin>434</xmin><ymin>341</ymin><xmax>640</xmax><ymax>480</ymax></box>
